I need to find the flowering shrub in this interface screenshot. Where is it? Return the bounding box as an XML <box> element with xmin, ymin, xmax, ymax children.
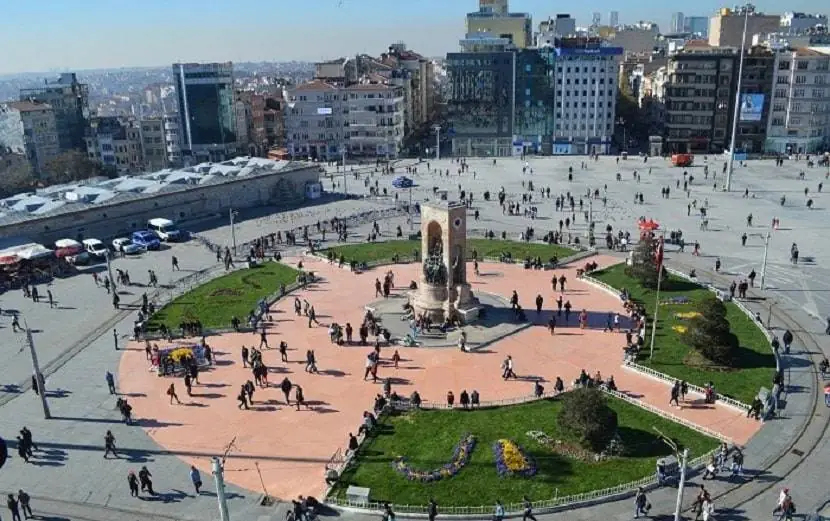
<box><xmin>493</xmin><ymin>439</ymin><xmax>537</xmax><ymax>477</ymax></box>
<box><xmin>392</xmin><ymin>434</ymin><xmax>475</xmax><ymax>482</ymax></box>
<box><xmin>169</xmin><ymin>347</ymin><xmax>194</xmax><ymax>363</ymax></box>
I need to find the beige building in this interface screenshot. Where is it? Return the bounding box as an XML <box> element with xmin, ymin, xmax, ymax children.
<box><xmin>85</xmin><ymin>116</ymin><xmax>143</xmax><ymax>173</ymax></box>
<box><xmin>765</xmin><ymin>47</ymin><xmax>830</xmax><ymax>154</ymax></box>
<box><xmin>139</xmin><ymin>117</ymin><xmax>168</xmax><ymax>171</ymax></box>
<box><xmin>709</xmin><ymin>8</ymin><xmax>780</xmax><ymax>48</ymax></box>
<box><xmin>606</xmin><ymin>23</ymin><xmax>664</xmax><ymax>56</ymax></box>
<box><xmin>466</xmin><ymin>8</ymin><xmax>532</xmax><ymax>49</ymax></box>
<box><xmin>0</xmin><ymin>101</ymin><xmax>59</xmax><ymax>175</ymax></box>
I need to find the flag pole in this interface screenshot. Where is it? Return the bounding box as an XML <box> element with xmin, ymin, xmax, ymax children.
<box><xmin>649</xmin><ymin>232</ymin><xmax>665</xmax><ymax>361</ymax></box>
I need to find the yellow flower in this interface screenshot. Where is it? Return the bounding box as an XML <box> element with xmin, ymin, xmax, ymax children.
<box><xmin>672</xmin><ymin>325</ymin><xmax>688</xmax><ymax>334</ymax></box>
<box><xmin>169</xmin><ymin>347</ymin><xmax>194</xmax><ymax>362</ymax></box>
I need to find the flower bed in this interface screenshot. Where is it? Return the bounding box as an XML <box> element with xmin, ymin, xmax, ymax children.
<box><xmin>392</xmin><ymin>434</ymin><xmax>476</xmax><ymax>482</ymax></box>
<box><xmin>493</xmin><ymin>439</ymin><xmax>537</xmax><ymax>477</ymax></box>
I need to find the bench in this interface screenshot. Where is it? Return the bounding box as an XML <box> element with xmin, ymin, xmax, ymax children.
<box><xmin>346</xmin><ymin>486</ymin><xmax>370</xmax><ymax>504</ymax></box>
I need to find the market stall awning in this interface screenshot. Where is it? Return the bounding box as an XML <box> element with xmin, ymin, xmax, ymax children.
<box><xmin>0</xmin><ymin>255</ymin><xmax>19</xmax><ymax>266</ymax></box>
<box><xmin>638</xmin><ymin>219</ymin><xmax>660</xmax><ymax>231</ymax></box>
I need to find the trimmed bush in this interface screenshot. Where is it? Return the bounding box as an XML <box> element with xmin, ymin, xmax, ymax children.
<box><xmin>625</xmin><ymin>239</ymin><xmax>659</xmax><ymax>289</ymax></box>
<box><xmin>683</xmin><ymin>295</ymin><xmax>738</xmax><ymax>366</ymax></box>
<box><xmin>557</xmin><ymin>388</ymin><xmax>619</xmax><ymax>452</ymax></box>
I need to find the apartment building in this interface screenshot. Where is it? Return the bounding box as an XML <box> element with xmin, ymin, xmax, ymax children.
<box><xmin>733</xmin><ymin>46</ymin><xmax>775</xmax><ymax>153</ymax></box>
<box><xmin>285</xmin><ymin>80</ymin><xmax>405</xmax><ymax>160</ymax></box>
<box><xmin>139</xmin><ymin>117</ymin><xmax>169</xmax><ymax>170</ymax></box>
<box><xmin>0</xmin><ymin>101</ymin><xmax>60</xmax><ymax>175</ymax></box>
<box><xmin>552</xmin><ymin>39</ymin><xmax>623</xmax><ymax>155</ymax></box>
<box><xmin>466</xmin><ymin>6</ymin><xmax>532</xmax><ymax>49</ymax></box>
<box><xmin>664</xmin><ymin>44</ymin><xmax>738</xmax><ymax>153</ymax></box>
<box><xmin>235</xmin><ymin>91</ymin><xmax>268</xmax><ymax>157</ymax></box>
<box><xmin>765</xmin><ymin>47</ymin><xmax>830</xmax><ymax>154</ymax></box>
<box><xmin>84</xmin><ymin>116</ymin><xmax>143</xmax><ymax>173</ymax></box>
<box><xmin>19</xmin><ymin>73</ymin><xmax>89</xmax><ymax>152</ymax></box>
<box><xmin>709</xmin><ymin>7</ymin><xmax>780</xmax><ymax>48</ymax></box>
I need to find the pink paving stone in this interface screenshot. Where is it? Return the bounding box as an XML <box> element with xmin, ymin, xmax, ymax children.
<box><xmin>118</xmin><ymin>254</ymin><xmax>761</xmax><ymax>501</ymax></box>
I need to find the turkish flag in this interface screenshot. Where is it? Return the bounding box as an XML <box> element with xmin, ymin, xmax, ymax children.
<box><xmin>656</xmin><ymin>236</ymin><xmax>664</xmax><ymax>267</ymax></box>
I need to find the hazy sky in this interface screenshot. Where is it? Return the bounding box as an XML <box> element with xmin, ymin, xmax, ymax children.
<box><xmin>0</xmin><ymin>0</ymin><xmax>827</xmax><ymax>74</ymax></box>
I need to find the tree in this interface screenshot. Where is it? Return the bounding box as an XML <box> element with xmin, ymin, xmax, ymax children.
<box><xmin>0</xmin><ymin>159</ymin><xmax>35</xmax><ymax>198</ymax></box>
<box><xmin>625</xmin><ymin>237</ymin><xmax>660</xmax><ymax>289</ymax></box>
<box><xmin>683</xmin><ymin>294</ymin><xmax>738</xmax><ymax>366</ymax></box>
<box><xmin>557</xmin><ymin>388</ymin><xmax>619</xmax><ymax>452</ymax></box>
<box><xmin>42</xmin><ymin>150</ymin><xmax>108</xmax><ymax>185</ymax></box>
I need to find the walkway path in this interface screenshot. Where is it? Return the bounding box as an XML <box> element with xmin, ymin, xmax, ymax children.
<box><xmin>119</xmin><ymin>255</ymin><xmax>760</xmax><ymax>502</ymax></box>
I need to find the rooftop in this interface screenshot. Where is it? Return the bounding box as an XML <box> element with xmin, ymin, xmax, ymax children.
<box><xmin>4</xmin><ymin>100</ymin><xmax>53</xmax><ymax>112</ymax></box>
<box><xmin>0</xmin><ymin>157</ymin><xmax>312</xmax><ymax>228</ymax></box>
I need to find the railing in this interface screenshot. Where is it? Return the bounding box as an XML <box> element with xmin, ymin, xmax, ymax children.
<box><xmin>325</xmin><ymin>386</ymin><xmax>723</xmax><ymax>516</ymax></box>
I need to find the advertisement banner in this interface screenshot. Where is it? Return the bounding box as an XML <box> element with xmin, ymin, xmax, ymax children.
<box><xmin>740</xmin><ymin>94</ymin><xmax>764</xmax><ymax>122</ymax></box>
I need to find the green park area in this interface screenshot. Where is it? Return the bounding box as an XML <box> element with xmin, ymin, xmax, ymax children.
<box><xmin>593</xmin><ymin>263</ymin><xmax>774</xmax><ymax>404</ymax></box>
<box><xmin>321</xmin><ymin>239</ymin><xmax>574</xmax><ymax>264</ymax></box>
<box><xmin>148</xmin><ymin>261</ymin><xmax>299</xmax><ymax>331</ymax></box>
<box><xmin>332</xmin><ymin>391</ymin><xmax>718</xmax><ymax>506</ymax></box>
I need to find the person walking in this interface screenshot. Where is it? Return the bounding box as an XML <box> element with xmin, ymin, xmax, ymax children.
<box><xmin>138</xmin><ymin>466</ymin><xmax>155</xmax><ymax>495</ymax></box>
<box><xmin>241</xmin><ymin>346</ymin><xmax>249</xmax><ymax>368</ymax></box>
<box><xmin>7</xmin><ymin>493</ymin><xmax>21</xmax><ymax>521</ymax></box>
<box><xmin>171</xmin><ymin>256</ymin><xmax>180</xmax><ymax>271</ymax></box>
<box><xmin>47</xmin><ymin>289</ymin><xmax>55</xmax><ymax>308</ymax></box>
<box><xmin>128</xmin><ymin>471</ymin><xmax>140</xmax><ymax>497</ymax></box>
<box><xmin>493</xmin><ymin>500</ymin><xmax>505</xmax><ymax>521</ymax></box>
<box><xmin>522</xmin><ymin>496</ymin><xmax>537</xmax><ymax>521</ymax></box>
<box><xmin>104</xmin><ymin>430</ymin><xmax>118</xmax><ymax>458</ymax></box>
<box><xmin>280</xmin><ymin>377</ymin><xmax>293</xmax><ymax>405</ymax></box>
<box><xmin>427</xmin><ymin>498</ymin><xmax>438</xmax><ymax>521</ymax></box>
<box><xmin>295</xmin><ymin>385</ymin><xmax>306</xmax><ymax>411</ymax></box>
<box><xmin>166</xmin><ymin>383</ymin><xmax>181</xmax><ymax>404</ymax></box>
<box><xmin>190</xmin><ymin>465</ymin><xmax>202</xmax><ymax>494</ymax></box>
<box><xmin>634</xmin><ymin>487</ymin><xmax>649</xmax><ymax>518</ymax></box>
<box><xmin>16</xmin><ymin>490</ymin><xmax>31</xmax><ymax>520</ymax></box>
<box><xmin>279</xmin><ymin>341</ymin><xmax>289</xmax><ymax>362</ymax></box>
<box><xmin>105</xmin><ymin>371</ymin><xmax>116</xmax><ymax>394</ymax></box>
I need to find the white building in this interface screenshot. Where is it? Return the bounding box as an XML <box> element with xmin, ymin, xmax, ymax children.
<box><xmin>0</xmin><ymin>101</ymin><xmax>59</xmax><ymax>175</ymax></box>
<box><xmin>285</xmin><ymin>80</ymin><xmax>405</xmax><ymax>160</ymax></box>
<box><xmin>766</xmin><ymin>47</ymin><xmax>830</xmax><ymax>154</ymax></box>
<box><xmin>781</xmin><ymin>12</ymin><xmax>828</xmax><ymax>35</ymax></box>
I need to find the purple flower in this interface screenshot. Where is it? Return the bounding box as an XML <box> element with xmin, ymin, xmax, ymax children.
<box><xmin>392</xmin><ymin>434</ymin><xmax>476</xmax><ymax>482</ymax></box>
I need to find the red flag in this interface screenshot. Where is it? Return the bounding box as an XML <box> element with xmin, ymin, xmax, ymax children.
<box><xmin>656</xmin><ymin>236</ymin><xmax>664</xmax><ymax>267</ymax></box>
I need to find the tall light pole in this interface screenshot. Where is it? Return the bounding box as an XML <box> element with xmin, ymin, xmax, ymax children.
<box><xmin>105</xmin><ymin>251</ymin><xmax>117</xmax><ymax>290</ymax></box>
<box><xmin>229</xmin><ymin>209</ymin><xmax>238</xmax><ymax>255</ymax></box>
<box><xmin>433</xmin><ymin>125</ymin><xmax>441</xmax><ymax>161</ymax></box>
<box><xmin>617</xmin><ymin>117</ymin><xmax>627</xmax><ymax>155</ymax></box>
<box><xmin>654</xmin><ymin>427</ymin><xmax>689</xmax><ymax>521</ymax></box>
<box><xmin>341</xmin><ymin>147</ymin><xmax>348</xmax><ymax>195</ymax></box>
<box><xmin>726</xmin><ymin>4</ymin><xmax>751</xmax><ymax>192</ymax></box>
<box><xmin>649</xmin><ymin>232</ymin><xmax>666</xmax><ymax>360</ymax></box>
<box><xmin>760</xmin><ymin>231</ymin><xmax>771</xmax><ymax>290</ymax></box>
<box><xmin>25</xmin><ymin>323</ymin><xmax>51</xmax><ymax>419</ymax></box>
<box><xmin>212</xmin><ymin>457</ymin><xmax>231</xmax><ymax>521</ymax></box>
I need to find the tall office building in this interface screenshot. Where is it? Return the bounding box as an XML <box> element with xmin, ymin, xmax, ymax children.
<box><xmin>19</xmin><ymin>73</ymin><xmax>89</xmax><ymax>152</ymax></box>
<box><xmin>466</xmin><ymin>4</ymin><xmax>532</xmax><ymax>49</ymax></box>
<box><xmin>671</xmin><ymin>12</ymin><xmax>686</xmax><ymax>33</ymax></box>
<box><xmin>592</xmin><ymin>12</ymin><xmax>602</xmax><ymax>27</ymax></box>
<box><xmin>172</xmin><ymin>62</ymin><xmax>239</xmax><ymax>163</ymax></box>
<box><xmin>609</xmin><ymin>11</ymin><xmax>620</xmax><ymax>27</ymax></box>
<box><xmin>684</xmin><ymin>16</ymin><xmax>710</xmax><ymax>37</ymax></box>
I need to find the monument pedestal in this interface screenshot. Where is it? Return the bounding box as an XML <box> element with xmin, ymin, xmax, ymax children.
<box><xmin>453</xmin><ymin>283</ymin><xmax>481</xmax><ymax>323</ymax></box>
<box><xmin>412</xmin><ymin>285</ymin><xmax>449</xmax><ymax>323</ymax></box>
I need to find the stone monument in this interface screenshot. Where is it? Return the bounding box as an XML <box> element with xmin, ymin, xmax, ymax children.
<box><xmin>412</xmin><ymin>201</ymin><xmax>480</xmax><ymax>322</ymax></box>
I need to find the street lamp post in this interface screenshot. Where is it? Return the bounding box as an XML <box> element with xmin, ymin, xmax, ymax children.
<box><xmin>105</xmin><ymin>251</ymin><xmax>117</xmax><ymax>290</ymax></box>
<box><xmin>617</xmin><ymin>117</ymin><xmax>626</xmax><ymax>155</ymax></box>
<box><xmin>25</xmin><ymin>323</ymin><xmax>51</xmax><ymax>419</ymax></box>
<box><xmin>654</xmin><ymin>427</ymin><xmax>689</xmax><ymax>521</ymax></box>
<box><xmin>229</xmin><ymin>209</ymin><xmax>238</xmax><ymax>255</ymax></box>
<box><xmin>726</xmin><ymin>4</ymin><xmax>751</xmax><ymax>192</ymax></box>
<box><xmin>649</xmin><ymin>232</ymin><xmax>666</xmax><ymax>360</ymax></box>
<box><xmin>760</xmin><ymin>231</ymin><xmax>771</xmax><ymax>290</ymax></box>
<box><xmin>212</xmin><ymin>457</ymin><xmax>231</xmax><ymax>521</ymax></box>
<box><xmin>341</xmin><ymin>148</ymin><xmax>348</xmax><ymax>195</ymax></box>
<box><xmin>433</xmin><ymin>125</ymin><xmax>441</xmax><ymax>161</ymax></box>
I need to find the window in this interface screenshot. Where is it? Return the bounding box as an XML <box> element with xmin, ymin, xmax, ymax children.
<box><xmin>778</xmin><ymin>60</ymin><xmax>790</xmax><ymax>70</ymax></box>
<box><xmin>790</xmin><ymin>117</ymin><xmax>801</xmax><ymax>125</ymax></box>
<box><xmin>773</xmin><ymin>102</ymin><xmax>785</xmax><ymax>111</ymax></box>
<box><xmin>776</xmin><ymin>76</ymin><xmax>789</xmax><ymax>84</ymax></box>
<box><xmin>795</xmin><ymin>75</ymin><xmax>807</xmax><ymax>84</ymax></box>
<box><xmin>794</xmin><ymin>89</ymin><xmax>805</xmax><ymax>98</ymax></box>
<box><xmin>797</xmin><ymin>60</ymin><xmax>809</xmax><ymax>70</ymax></box>
<box><xmin>792</xmin><ymin>103</ymin><xmax>803</xmax><ymax>112</ymax></box>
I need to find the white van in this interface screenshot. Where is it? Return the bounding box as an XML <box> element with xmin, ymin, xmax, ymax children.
<box><xmin>82</xmin><ymin>238</ymin><xmax>110</xmax><ymax>259</ymax></box>
<box><xmin>147</xmin><ymin>218</ymin><xmax>183</xmax><ymax>242</ymax></box>
<box><xmin>54</xmin><ymin>238</ymin><xmax>90</xmax><ymax>265</ymax></box>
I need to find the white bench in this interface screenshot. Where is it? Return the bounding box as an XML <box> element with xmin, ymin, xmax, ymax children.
<box><xmin>346</xmin><ymin>486</ymin><xmax>371</xmax><ymax>504</ymax></box>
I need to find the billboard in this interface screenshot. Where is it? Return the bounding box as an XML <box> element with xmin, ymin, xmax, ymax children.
<box><xmin>740</xmin><ymin>94</ymin><xmax>764</xmax><ymax>122</ymax></box>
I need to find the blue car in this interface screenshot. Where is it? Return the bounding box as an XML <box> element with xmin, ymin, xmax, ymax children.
<box><xmin>392</xmin><ymin>176</ymin><xmax>413</xmax><ymax>188</ymax></box>
<box><xmin>132</xmin><ymin>230</ymin><xmax>161</xmax><ymax>250</ymax></box>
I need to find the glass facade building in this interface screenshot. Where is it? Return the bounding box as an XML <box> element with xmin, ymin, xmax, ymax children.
<box><xmin>514</xmin><ymin>48</ymin><xmax>556</xmax><ymax>154</ymax></box>
<box><xmin>173</xmin><ymin>62</ymin><xmax>238</xmax><ymax>162</ymax></box>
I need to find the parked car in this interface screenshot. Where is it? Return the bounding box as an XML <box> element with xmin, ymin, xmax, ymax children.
<box><xmin>392</xmin><ymin>176</ymin><xmax>414</xmax><ymax>188</ymax></box>
<box><xmin>132</xmin><ymin>230</ymin><xmax>161</xmax><ymax>250</ymax></box>
<box><xmin>54</xmin><ymin>238</ymin><xmax>90</xmax><ymax>265</ymax></box>
<box><xmin>82</xmin><ymin>238</ymin><xmax>110</xmax><ymax>259</ymax></box>
<box><xmin>112</xmin><ymin>237</ymin><xmax>145</xmax><ymax>255</ymax></box>
<box><xmin>147</xmin><ymin>218</ymin><xmax>183</xmax><ymax>242</ymax></box>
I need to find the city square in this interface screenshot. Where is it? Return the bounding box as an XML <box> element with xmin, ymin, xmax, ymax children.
<box><xmin>0</xmin><ymin>155</ymin><xmax>828</xmax><ymax>521</ymax></box>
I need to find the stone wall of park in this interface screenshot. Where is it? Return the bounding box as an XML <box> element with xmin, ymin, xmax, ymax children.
<box><xmin>3</xmin><ymin>166</ymin><xmax>321</xmax><ymax>244</ymax></box>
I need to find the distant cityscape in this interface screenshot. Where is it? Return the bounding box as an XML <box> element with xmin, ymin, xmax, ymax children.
<box><xmin>1</xmin><ymin>0</ymin><xmax>829</xmax><ymax>189</ymax></box>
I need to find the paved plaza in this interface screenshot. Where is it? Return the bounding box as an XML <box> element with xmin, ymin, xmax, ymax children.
<box><xmin>0</xmin><ymin>155</ymin><xmax>828</xmax><ymax>521</ymax></box>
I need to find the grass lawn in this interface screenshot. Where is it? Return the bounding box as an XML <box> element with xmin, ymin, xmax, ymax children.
<box><xmin>321</xmin><ymin>239</ymin><xmax>575</xmax><ymax>264</ymax></box>
<box><xmin>592</xmin><ymin>264</ymin><xmax>774</xmax><ymax>403</ymax></box>
<box><xmin>148</xmin><ymin>261</ymin><xmax>299</xmax><ymax>330</ymax></box>
<box><xmin>332</xmin><ymin>398</ymin><xmax>718</xmax><ymax>506</ymax></box>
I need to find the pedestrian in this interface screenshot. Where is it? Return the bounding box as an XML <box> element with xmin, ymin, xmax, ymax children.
<box><xmin>21</xmin><ymin>427</ymin><xmax>36</xmax><ymax>454</ymax></box>
<box><xmin>427</xmin><ymin>498</ymin><xmax>438</xmax><ymax>521</ymax></box>
<box><xmin>167</xmin><ymin>383</ymin><xmax>181</xmax><ymax>404</ymax></box>
<box><xmin>16</xmin><ymin>436</ymin><xmax>28</xmax><ymax>463</ymax></box>
<box><xmin>138</xmin><ymin>466</ymin><xmax>154</xmax><ymax>495</ymax></box>
<box><xmin>104</xmin><ymin>430</ymin><xmax>118</xmax><ymax>458</ymax></box>
<box><xmin>634</xmin><ymin>487</ymin><xmax>649</xmax><ymax>518</ymax></box>
<box><xmin>8</xmin><ymin>493</ymin><xmax>21</xmax><ymax>521</ymax></box>
<box><xmin>190</xmin><ymin>465</ymin><xmax>202</xmax><ymax>494</ymax></box>
<box><xmin>522</xmin><ymin>496</ymin><xmax>536</xmax><ymax>521</ymax></box>
<box><xmin>106</xmin><ymin>370</ymin><xmax>116</xmax><ymax>394</ymax></box>
<box><xmin>670</xmin><ymin>382</ymin><xmax>680</xmax><ymax>407</ymax></box>
<box><xmin>281</xmin><ymin>377</ymin><xmax>293</xmax><ymax>404</ymax></box>
<box><xmin>493</xmin><ymin>500</ymin><xmax>504</xmax><ymax>521</ymax></box>
<box><xmin>16</xmin><ymin>490</ymin><xmax>31</xmax><ymax>520</ymax></box>
<box><xmin>172</xmin><ymin>256</ymin><xmax>180</xmax><ymax>271</ymax></box>
<box><xmin>241</xmin><ymin>346</ymin><xmax>249</xmax><ymax>368</ymax></box>
<box><xmin>128</xmin><ymin>471</ymin><xmax>140</xmax><ymax>497</ymax></box>
<box><xmin>295</xmin><ymin>385</ymin><xmax>306</xmax><ymax>411</ymax></box>
<box><xmin>47</xmin><ymin>289</ymin><xmax>54</xmax><ymax>308</ymax></box>
<box><xmin>383</xmin><ymin>502</ymin><xmax>396</xmax><ymax>521</ymax></box>
<box><xmin>184</xmin><ymin>373</ymin><xmax>192</xmax><ymax>396</ymax></box>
